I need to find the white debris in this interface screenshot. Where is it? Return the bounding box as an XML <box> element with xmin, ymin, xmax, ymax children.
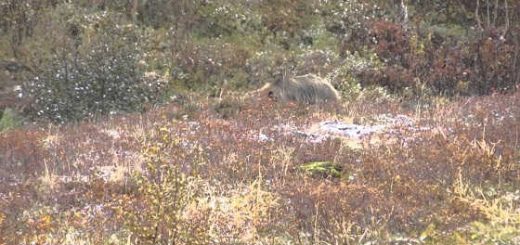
<box><xmin>318</xmin><ymin>121</ymin><xmax>386</xmax><ymax>139</ymax></box>
<box><xmin>101</xmin><ymin>129</ymin><xmax>121</xmax><ymax>140</ymax></box>
<box><xmin>258</xmin><ymin>132</ymin><xmax>271</xmax><ymax>142</ymax></box>
<box><xmin>267</xmin><ymin>114</ymin><xmax>430</xmax><ymax>145</ymax></box>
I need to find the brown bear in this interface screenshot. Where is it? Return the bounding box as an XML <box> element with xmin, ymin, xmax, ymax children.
<box><xmin>253</xmin><ymin>74</ymin><xmax>341</xmax><ymax>104</ymax></box>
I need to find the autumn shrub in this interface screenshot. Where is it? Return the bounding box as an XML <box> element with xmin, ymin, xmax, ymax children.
<box><xmin>320</xmin><ymin>0</ymin><xmax>382</xmax><ymax>56</ymax></box>
<box><xmin>293</xmin><ymin>49</ymin><xmax>339</xmax><ymax>76</ymax></box>
<box><xmin>0</xmin><ymin>0</ymin><xmax>57</xmax><ymax>58</ymax></box>
<box><xmin>245</xmin><ymin>49</ymin><xmax>289</xmax><ymax>86</ymax></box>
<box><xmin>246</xmin><ymin>48</ymin><xmax>338</xmax><ymax>86</ymax></box>
<box><xmin>427</xmin><ymin>174</ymin><xmax>520</xmax><ymax>244</ymax></box>
<box><xmin>361</xmin><ymin>20</ymin><xmax>418</xmax><ymax>94</ymax></box>
<box><xmin>122</xmin><ymin>127</ymin><xmax>209</xmax><ymax>244</ymax></box>
<box><xmin>172</xmin><ymin>38</ymin><xmax>253</xmax><ymax>93</ymax></box>
<box><xmin>258</xmin><ymin>0</ymin><xmax>317</xmax><ymax>41</ymax></box>
<box><xmin>23</xmin><ymin>4</ymin><xmax>166</xmax><ymax>122</ymax></box>
<box><xmin>365</xmin><ymin>18</ymin><xmax>520</xmax><ymax>96</ymax></box>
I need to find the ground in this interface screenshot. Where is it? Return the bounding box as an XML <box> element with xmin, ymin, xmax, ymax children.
<box><xmin>0</xmin><ymin>92</ymin><xmax>519</xmax><ymax>244</ymax></box>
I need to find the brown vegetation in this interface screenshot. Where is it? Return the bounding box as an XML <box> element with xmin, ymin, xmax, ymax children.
<box><xmin>1</xmin><ymin>90</ymin><xmax>519</xmax><ymax>243</ymax></box>
<box><xmin>1</xmin><ymin>0</ymin><xmax>520</xmax><ymax>244</ymax></box>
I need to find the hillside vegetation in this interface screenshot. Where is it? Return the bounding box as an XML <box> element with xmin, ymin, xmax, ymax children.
<box><xmin>0</xmin><ymin>0</ymin><xmax>519</xmax><ymax>244</ymax></box>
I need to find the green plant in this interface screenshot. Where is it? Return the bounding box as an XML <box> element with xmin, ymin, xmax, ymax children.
<box><xmin>23</xmin><ymin>4</ymin><xmax>166</xmax><ymax>122</ymax></box>
<box><xmin>0</xmin><ymin>0</ymin><xmax>56</xmax><ymax>58</ymax></box>
<box><xmin>452</xmin><ymin>174</ymin><xmax>520</xmax><ymax>244</ymax></box>
<box><xmin>299</xmin><ymin>161</ymin><xmax>343</xmax><ymax>178</ymax></box>
<box><xmin>0</xmin><ymin>107</ymin><xmax>22</xmax><ymax>131</ymax></box>
<box><xmin>329</xmin><ymin>50</ymin><xmax>382</xmax><ymax>100</ymax></box>
<box><xmin>196</xmin><ymin>1</ymin><xmax>264</xmax><ymax>38</ymax></box>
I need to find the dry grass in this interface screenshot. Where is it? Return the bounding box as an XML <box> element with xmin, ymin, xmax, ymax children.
<box><xmin>0</xmin><ymin>92</ymin><xmax>519</xmax><ymax>244</ymax></box>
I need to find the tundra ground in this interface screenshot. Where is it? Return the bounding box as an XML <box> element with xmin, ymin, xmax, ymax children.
<box><xmin>1</xmin><ymin>92</ymin><xmax>519</xmax><ymax>244</ymax></box>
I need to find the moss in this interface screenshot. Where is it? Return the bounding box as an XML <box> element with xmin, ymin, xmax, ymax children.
<box><xmin>0</xmin><ymin>108</ymin><xmax>22</xmax><ymax>132</ymax></box>
<box><xmin>299</xmin><ymin>161</ymin><xmax>343</xmax><ymax>178</ymax></box>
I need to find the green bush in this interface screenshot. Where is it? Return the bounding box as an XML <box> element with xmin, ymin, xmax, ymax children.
<box><xmin>320</xmin><ymin>0</ymin><xmax>381</xmax><ymax>55</ymax></box>
<box><xmin>196</xmin><ymin>1</ymin><xmax>264</xmax><ymax>38</ymax></box>
<box><xmin>329</xmin><ymin>50</ymin><xmax>382</xmax><ymax>99</ymax></box>
<box><xmin>246</xmin><ymin>49</ymin><xmax>290</xmax><ymax>86</ymax></box>
<box><xmin>23</xmin><ymin>5</ymin><xmax>166</xmax><ymax>122</ymax></box>
<box><xmin>171</xmin><ymin>38</ymin><xmax>253</xmax><ymax>93</ymax></box>
<box><xmin>0</xmin><ymin>108</ymin><xmax>22</xmax><ymax>132</ymax></box>
<box><xmin>294</xmin><ymin>49</ymin><xmax>339</xmax><ymax>76</ymax></box>
<box><xmin>0</xmin><ymin>0</ymin><xmax>57</xmax><ymax>58</ymax></box>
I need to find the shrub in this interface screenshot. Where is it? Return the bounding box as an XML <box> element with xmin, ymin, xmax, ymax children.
<box><xmin>23</xmin><ymin>5</ymin><xmax>166</xmax><ymax>123</ymax></box>
<box><xmin>365</xmin><ymin>18</ymin><xmax>520</xmax><ymax>95</ymax></box>
<box><xmin>246</xmin><ymin>48</ymin><xmax>338</xmax><ymax>87</ymax></box>
<box><xmin>245</xmin><ymin>49</ymin><xmax>290</xmax><ymax>86</ymax></box>
<box><xmin>0</xmin><ymin>0</ymin><xmax>57</xmax><ymax>58</ymax></box>
<box><xmin>172</xmin><ymin>38</ymin><xmax>253</xmax><ymax>93</ymax></box>
<box><xmin>0</xmin><ymin>107</ymin><xmax>22</xmax><ymax>131</ymax></box>
<box><xmin>196</xmin><ymin>1</ymin><xmax>264</xmax><ymax>38</ymax></box>
<box><xmin>123</xmin><ymin>127</ymin><xmax>209</xmax><ymax>244</ymax></box>
<box><xmin>329</xmin><ymin>50</ymin><xmax>382</xmax><ymax>99</ymax></box>
<box><xmin>320</xmin><ymin>0</ymin><xmax>382</xmax><ymax>56</ymax></box>
<box><xmin>293</xmin><ymin>49</ymin><xmax>339</xmax><ymax>76</ymax></box>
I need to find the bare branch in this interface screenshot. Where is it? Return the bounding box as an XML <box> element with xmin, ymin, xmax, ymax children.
<box><xmin>400</xmin><ymin>0</ymin><xmax>409</xmax><ymax>31</ymax></box>
<box><xmin>486</xmin><ymin>0</ymin><xmax>491</xmax><ymax>28</ymax></box>
<box><xmin>503</xmin><ymin>0</ymin><xmax>510</xmax><ymax>37</ymax></box>
<box><xmin>476</xmin><ymin>0</ymin><xmax>484</xmax><ymax>31</ymax></box>
<box><xmin>493</xmin><ymin>0</ymin><xmax>498</xmax><ymax>26</ymax></box>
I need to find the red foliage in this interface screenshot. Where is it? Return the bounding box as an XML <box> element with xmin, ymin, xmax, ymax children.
<box><xmin>364</xmin><ymin>21</ymin><xmax>520</xmax><ymax>95</ymax></box>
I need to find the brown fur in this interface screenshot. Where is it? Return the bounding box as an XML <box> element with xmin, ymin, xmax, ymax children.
<box><xmin>253</xmin><ymin>74</ymin><xmax>341</xmax><ymax>104</ymax></box>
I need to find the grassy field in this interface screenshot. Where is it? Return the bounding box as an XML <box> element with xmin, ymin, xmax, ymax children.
<box><xmin>1</xmin><ymin>91</ymin><xmax>519</xmax><ymax>244</ymax></box>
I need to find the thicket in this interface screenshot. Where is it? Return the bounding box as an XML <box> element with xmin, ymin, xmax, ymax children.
<box><xmin>1</xmin><ymin>0</ymin><xmax>519</xmax><ymax>121</ymax></box>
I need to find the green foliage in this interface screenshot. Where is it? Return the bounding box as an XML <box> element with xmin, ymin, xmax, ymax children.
<box><xmin>135</xmin><ymin>0</ymin><xmax>201</xmax><ymax>29</ymax></box>
<box><xmin>213</xmin><ymin>97</ymin><xmax>243</xmax><ymax>119</ymax></box>
<box><xmin>465</xmin><ymin>193</ymin><xmax>520</xmax><ymax>243</ymax></box>
<box><xmin>447</xmin><ymin>175</ymin><xmax>520</xmax><ymax>244</ymax></box>
<box><xmin>330</xmin><ymin>50</ymin><xmax>382</xmax><ymax>99</ymax></box>
<box><xmin>299</xmin><ymin>161</ymin><xmax>342</xmax><ymax>178</ymax></box>
<box><xmin>247</xmin><ymin>48</ymin><xmax>340</xmax><ymax>86</ymax></box>
<box><xmin>23</xmin><ymin>4</ymin><xmax>166</xmax><ymax>122</ymax></box>
<box><xmin>0</xmin><ymin>0</ymin><xmax>56</xmax><ymax>57</ymax></box>
<box><xmin>320</xmin><ymin>0</ymin><xmax>381</xmax><ymax>55</ymax></box>
<box><xmin>197</xmin><ymin>1</ymin><xmax>264</xmax><ymax>38</ymax></box>
<box><xmin>171</xmin><ymin>37</ymin><xmax>254</xmax><ymax>92</ymax></box>
<box><xmin>0</xmin><ymin>108</ymin><xmax>22</xmax><ymax>131</ymax></box>
<box><xmin>246</xmin><ymin>49</ymin><xmax>289</xmax><ymax>86</ymax></box>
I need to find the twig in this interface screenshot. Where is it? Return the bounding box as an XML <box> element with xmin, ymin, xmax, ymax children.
<box><xmin>476</xmin><ymin>0</ymin><xmax>484</xmax><ymax>31</ymax></box>
<box><xmin>502</xmin><ymin>0</ymin><xmax>509</xmax><ymax>37</ymax></box>
<box><xmin>486</xmin><ymin>0</ymin><xmax>491</xmax><ymax>28</ymax></box>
